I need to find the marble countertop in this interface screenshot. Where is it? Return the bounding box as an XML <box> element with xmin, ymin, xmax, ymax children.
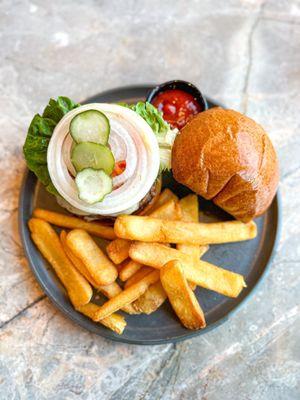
<box><xmin>0</xmin><ymin>1</ymin><xmax>299</xmax><ymax>399</ymax></box>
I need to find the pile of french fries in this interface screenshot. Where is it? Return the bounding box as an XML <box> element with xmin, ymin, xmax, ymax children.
<box><xmin>29</xmin><ymin>189</ymin><xmax>257</xmax><ymax>335</ymax></box>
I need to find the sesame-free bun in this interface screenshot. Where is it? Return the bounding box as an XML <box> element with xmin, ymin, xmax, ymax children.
<box><xmin>171</xmin><ymin>108</ymin><xmax>279</xmax><ymax>222</ymax></box>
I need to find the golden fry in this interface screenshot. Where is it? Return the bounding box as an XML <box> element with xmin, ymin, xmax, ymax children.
<box><xmin>176</xmin><ymin>243</ymin><xmax>209</xmax><ymax>261</ymax></box>
<box><xmin>33</xmin><ymin>208</ymin><xmax>116</xmax><ymax>240</ymax></box>
<box><xmin>133</xmin><ymin>281</ymin><xmax>167</xmax><ymax>314</ymax></box>
<box><xmin>177</xmin><ymin>194</ymin><xmax>209</xmax><ymax>261</ymax></box>
<box><xmin>160</xmin><ymin>260</ymin><xmax>206</xmax><ymax>329</ymax></box>
<box><xmin>93</xmin><ymin>270</ymin><xmax>160</xmax><ymax>321</ymax></box>
<box><xmin>28</xmin><ymin>218</ymin><xmax>92</xmax><ymax>307</ymax></box>
<box><xmin>133</xmin><ymin>251</ymin><xmax>189</xmax><ymax>313</ymax></box>
<box><xmin>108</xmin><ymin>199</ymin><xmax>181</xmax><ymax>267</ymax></box>
<box><xmin>129</xmin><ymin>242</ymin><xmax>246</xmax><ymax>298</ymax></box>
<box><xmin>151</xmin><ymin>188</ymin><xmax>178</xmax><ymax>212</ymax></box>
<box><xmin>124</xmin><ymin>266</ymin><xmax>153</xmax><ymax>289</ymax></box>
<box><xmin>106</xmin><ymin>238</ymin><xmax>131</xmax><ymax>264</ymax></box>
<box><xmin>179</xmin><ymin>194</ymin><xmax>199</xmax><ymax>222</ymax></box>
<box><xmin>66</xmin><ymin>229</ymin><xmax>118</xmax><ymax>286</ymax></box>
<box><xmin>149</xmin><ymin>199</ymin><xmax>182</xmax><ymax>221</ymax></box>
<box><xmin>59</xmin><ymin>237</ymin><xmax>137</xmax><ymax>315</ymax></box>
<box><xmin>115</xmin><ymin>215</ymin><xmax>257</xmax><ymax>245</ymax></box>
<box><xmin>118</xmin><ymin>244</ymin><xmax>170</xmax><ymax>282</ymax></box>
<box><xmin>182</xmin><ymin>249</ymin><xmax>208</xmax><ymax>289</ymax></box>
<box><xmin>97</xmin><ymin>281</ymin><xmax>121</xmax><ymax>298</ymax></box>
<box><xmin>188</xmin><ymin>281</ymin><xmax>197</xmax><ymax>291</ymax></box>
<box><xmin>76</xmin><ymin>303</ymin><xmax>126</xmax><ymax>335</ymax></box>
<box><xmin>176</xmin><ymin>195</ymin><xmax>208</xmax><ymax>291</ymax></box>
<box><xmin>119</xmin><ymin>259</ymin><xmax>144</xmax><ymax>281</ymax></box>
<box><xmin>97</xmin><ymin>281</ymin><xmax>138</xmax><ymax>315</ymax></box>
<box><xmin>60</xmin><ymin>230</ymin><xmax>98</xmax><ymax>286</ymax></box>
<box><xmin>61</xmin><ymin>231</ymin><xmax>133</xmax><ymax>313</ymax></box>
<box><xmin>124</xmin><ymin>198</ymin><xmax>180</xmax><ymax>313</ymax></box>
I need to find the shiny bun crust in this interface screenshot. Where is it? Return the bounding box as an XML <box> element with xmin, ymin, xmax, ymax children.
<box><xmin>171</xmin><ymin>107</ymin><xmax>279</xmax><ymax>222</ymax></box>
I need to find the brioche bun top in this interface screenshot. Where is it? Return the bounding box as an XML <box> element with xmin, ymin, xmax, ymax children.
<box><xmin>171</xmin><ymin>107</ymin><xmax>279</xmax><ymax>222</ymax></box>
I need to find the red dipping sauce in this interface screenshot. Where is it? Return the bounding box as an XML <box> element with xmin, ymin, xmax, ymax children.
<box><xmin>152</xmin><ymin>89</ymin><xmax>202</xmax><ymax>129</ymax></box>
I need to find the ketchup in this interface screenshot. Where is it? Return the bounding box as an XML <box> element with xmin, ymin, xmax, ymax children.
<box><xmin>152</xmin><ymin>89</ymin><xmax>202</xmax><ymax>129</ymax></box>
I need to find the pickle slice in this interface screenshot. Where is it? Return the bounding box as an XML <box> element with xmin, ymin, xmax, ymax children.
<box><xmin>70</xmin><ymin>110</ymin><xmax>110</xmax><ymax>145</ymax></box>
<box><xmin>71</xmin><ymin>142</ymin><xmax>115</xmax><ymax>175</ymax></box>
<box><xmin>75</xmin><ymin>168</ymin><xmax>112</xmax><ymax>204</ymax></box>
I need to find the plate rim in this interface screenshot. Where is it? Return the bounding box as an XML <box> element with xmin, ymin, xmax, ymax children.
<box><xmin>18</xmin><ymin>85</ymin><xmax>282</xmax><ymax>345</ymax></box>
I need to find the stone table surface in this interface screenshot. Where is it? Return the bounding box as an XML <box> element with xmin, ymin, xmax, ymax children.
<box><xmin>0</xmin><ymin>0</ymin><xmax>299</xmax><ymax>399</ymax></box>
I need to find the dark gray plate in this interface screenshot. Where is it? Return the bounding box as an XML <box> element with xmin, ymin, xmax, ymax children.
<box><xmin>19</xmin><ymin>85</ymin><xmax>281</xmax><ymax>345</ymax></box>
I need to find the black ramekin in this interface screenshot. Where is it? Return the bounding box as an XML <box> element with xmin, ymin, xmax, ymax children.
<box><xmin>146</xmin><ymin>79</ymin><xmax>207</xmax><ymax>111</ymax></box>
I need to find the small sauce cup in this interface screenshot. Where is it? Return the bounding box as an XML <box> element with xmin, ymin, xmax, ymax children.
<box><xmin>146</xmin><ymin>80</ymin><xmax>207</xmax><ymax>129</ymax></box>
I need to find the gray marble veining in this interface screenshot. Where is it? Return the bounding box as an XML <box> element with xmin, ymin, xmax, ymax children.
<box><xmin>0</xmin><ymin>0</ymin><xmax>299</xmax><ymax>399</ymax></box>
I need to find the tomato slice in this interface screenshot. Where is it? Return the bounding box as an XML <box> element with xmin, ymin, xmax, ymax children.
<box><xmin>112</xmin><ymin>160</ymin><xmax>126</xmax><ymax>177</ymax></box>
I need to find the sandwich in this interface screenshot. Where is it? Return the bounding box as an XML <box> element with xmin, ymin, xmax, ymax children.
<box><xmin>23</xmin><ymin>97</ymin><xmax>177</xmax><ymax>219</ymax></box>
<box><xmin>23</xmin><ymin>95</ymin><xmax>279</xmax><ymax>223</ymax></box>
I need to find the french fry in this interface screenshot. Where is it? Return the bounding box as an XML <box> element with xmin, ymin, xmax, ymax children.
<box><xmin>107</xmin><ymin>199</ymin><xmax>181</xmax><ymax>266</ymax></box>
<box><xmin>176</xmin><ymin>243</ymin><xmax>209</xmax><ymax>262</ymax></box>
<box><xmin>149</xmin><ymin>199</ymin><xmax>182</xmax><ymax>220</ymax></box>
<box><xmin>129</xmin><ymin>264</ymin><xmax>195</xmax><ymax>315</ymax></box>
<box><xmin>130</xmin><ymin>266</ymin><xmax>200</xmax><ymax>314</ymax></box>
<box><xmin>124</xmin><ymin>266</ymin><xmax>153</xmax><ymax>289</ymax></box>
<box><xmin>76</xmin><ymin>303</ymin><xmax>126</xmax><ymax>335</ymax></box>
<box><xmin>106</xmin><ymin>239</ymin><xmax>131</xmax><ymax>264</ymax></box>
<box><xmin>179</xmin><ymin>194</ymin><xmax>199</xmax><ymax>222</ymax></box>
<box><xmin>119</xmin><ymin>259</ymin><xmax>144</xmax><ymax>282</ymax></box>
<box><xmin>188</xmin><ymin>281</ymin><xmax>197</xmax><ymax>292</ymax></box>
<box><xmin>97</xmin><ymin>281</ymin><xmax>121</xmax><ymax>298</ymax></box>
<box><xmin>115</xmin><ymin>215</ymin><xmax>257</xmax><ymax>245</ymax></box>
<box><xmin>151</xmin><ymin>188</ymin><xmax>178</xmax><ymax>212</ymax></box>
<box><xmin>60</xmin><ymin>232</ymin><xmax>137</xmax><ymax>314</ymax></box>
<box><xmin>176</xmin><ymin>194</ymin><xmax>209</xmax><ymax>261</ymax></box>
<box><xmin>92</xmin><ymin>270</ymin><xmax>160</xmax><ymax>321</ymax></box>
<box><xmin>63</xmin><ymin>245</ymin><xmax>136</xmax><ymax>313</ymax></box>
<box><xmin>28</xmin><ymin>218</ymin><xmax>92</xmax><ymax>307</ymax></box>
<box><xmin>60</xmin><ymin>230</ymin><xmax>98</xmax><ymax>286</ymax></box>
<box><xmin>33</xmin><ymin>208</ymin><xmax>116</xmax><ymax>240</ymax></box>
<box><xmin>118</xmin><ymin>244</ymin><xmax>170</xmax><ymax>282</ymax></box>
<box><xmin>133</xmin><ymin>281</ymin><xmax>167</xmax><ymax>314</ymax></box>
<box><xmin>129</xmin><ymin>242</ymin><xmax>246</xmax><ymax>298</ymax></box>
<box><xmin>115</xmin><ymin>260</ymin><xmax>127</xmax><ymax>273</ymax></box>
<box><xmin>181</xmin><ymin>244</ymin><xmax>209</xmax><ymax>291</ymax></box>
<box><xmin>97</xmin><ymin>281</ymin><xmax>139</xmax><ymax>315</ymax></box>
<box><xmin>122</xmin><ymin>197</ymin><xmax>180</xmax><ymax>313</ymax></box>
<box><xmin>160</xmin><ymin>260</ymin><xmax>206</xmax><ymax>329</ymax></box>
<box><xmin>176</xmin><ymin>195</ymin><xmax>209</xmax><ymax>290</ymax></box>
<box><xmin>66</xmin><ymin>229</ymin><xmax>118</xmax><ymax>286</ymax></box>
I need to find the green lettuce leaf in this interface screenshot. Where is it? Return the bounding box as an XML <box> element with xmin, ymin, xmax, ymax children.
<box><xmin>23</xmin><ymin>96</ymin><xmax>80</xmax><ymax>195</ymax></box>
<box><xmin>119</xmin><ymin>101</ymin><xmax>174</xmax><ymax>171</ymax></box>
<box><xmin>120</xmin><ymin>101</ymin><xmax>169</xmax><ymax>136</ymax></box>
